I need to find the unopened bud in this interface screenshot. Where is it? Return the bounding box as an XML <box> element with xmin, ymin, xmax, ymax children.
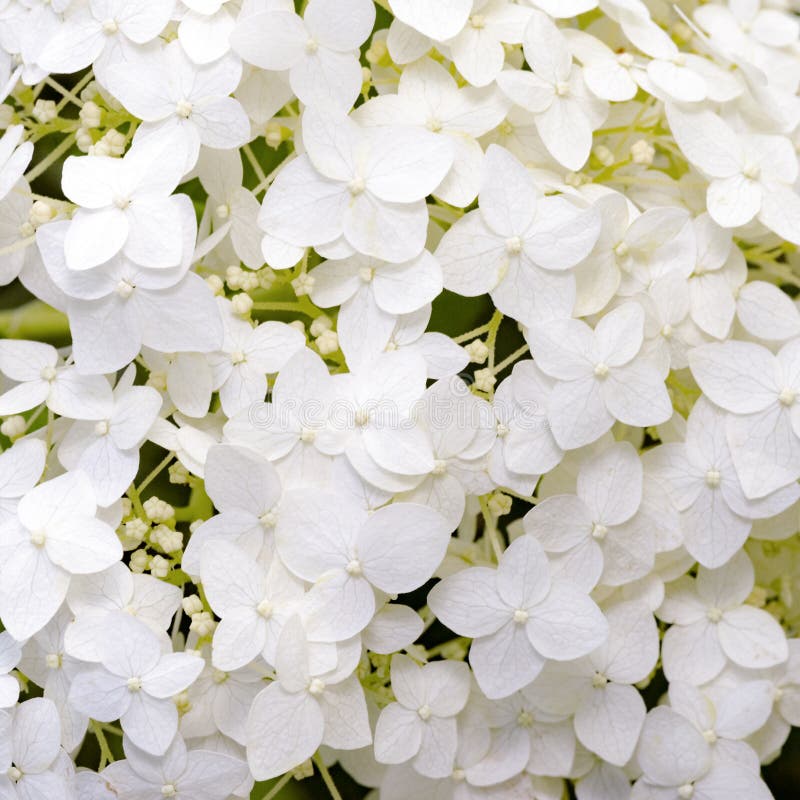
<box><xmin>0</xmin><ymin>415</ymin><xmax>26</xmax><ymax>439</ymax></box>
<box><xmin>310</xmin><ymin>315</ymin><xmax>332</xmax><ymax>337</ymax></box>
<box><xmin>32</xmin><ymin>99</ymin><xmax>57</xmax><ymax>123</ymax></box>
<box><xmin>205</xmin><ymin>274</ymin><xmax>224</xmax><ymax>295</ymax></box>
<box><xmin>631</xmin><ymin>139</ymin><xmax>655</xmax><ymax>166</ymax></box>
<box><xmin>231</xmin><ymin>292</ymin><xmax>253</xmax><ymax>316</ymax></box>
<box><xmin>465</xmin><ymin>339</ymin><xmax>489</xmax><ymax>364</ymax></box>
<box><xmin>265</xmin><ymin>121</ymin><xmax>283</xmax><ymax>149</ymax></box>
<box><xmin>292</xmin><ymin>273</ymin><xmax>314</xmax><ymax>297</ymax></box>
<box><xmin>130</xmin><ymin>549</ymin><xmax>150</xmax><ymax>573</ymax></box>
<box><xmin>316</xmin><ymin>329</ymin><xmax>339</xmax><ymax>355</ymax></box>
<box><xmin>488</xmin><ymin>491</ymin><xmax>513</xmax><ymax>516</ymax></box>
<box><xmin>474</xmin><ymin>368</ymin><xmax>496</xmax><ymax>393</ymax></box>
<box><xmin>149</xmin><ymin>554</ymin><xmax>170</xmax><ymax>579</ymax></box>
<box><xmin>182</xmin><ymin>594</ymin><xmax>204</xmax><ymax>616</ymax></box>
<box><xmin>29</xmin><ymin>200</ymin><xmax>54</xmax><ymax>227</ymax></box>
<box><xmin>143</xmin><ymin>497</ymin><xmax>174</xmax><ymax>523</ymax></box>
<box><xmin>79</xmin><ymin>100</ymin><xmax>102</xmax><ymax>129</ymax></box>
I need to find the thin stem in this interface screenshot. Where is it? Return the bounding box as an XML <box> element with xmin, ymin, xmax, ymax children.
<box><xmin>137</xmin><ymin>452</ymin><xmax>175</xmax><ymax>494</ymax></box>
<box><xmin>55</xmin><ymin>70</ymin><xmax>94</xmax><ymax>114</ymax></box>
<box><xmin>493</xmin><ymin>343</ymin><xmax>529</xmax><ymax>375</ymax></box>
<box><xmin>0</xmin><ymin>235</ymin><xmax>35</xmax><ymax>258</ymax></box>
<box><xmin>485</xmin><ymin>310</ymin><xmax>503</xmax><ymax>399</ymax></box>
<box><xmin>24</xmin><ymin>132</ymin><xmax>77</xmax><ymax>182</ymax></box>
<box><xmin>314</xmin><ymin>755</ymin><xmax>343</xmax><ymax>800</ymax></box>
<box><xmin>44</xmin><ymin>75</ymin><xmax>84</xmax><ymax>108</ymax></box>
<box><xmin>90</xmin><ymin>720</ymin><xmax>115</xmax><ymax>769</ymax></box>
<box><xmin>126</xmin><ymin>482</ymin><xmax>147</xmax><ymax>520</ymax></box>
<box><xmin>453</xmin><ymin>322</ymin><xmax>491</xmax><ymax>344</ymax></box>
<box><xmin>261</xmin><ymin>774</ymin><xmax>294</xmax><ymax>800</ymax></box>
<box><xmin>479</xmin><ymin>496</ymin><xmax>504</xmax><ymax>562</ymax></box>
<box><xmin>253</xmin><ymin>159</ymin><xmax>290</xmax><ymax>196</ymax></box>
<box><xmin>243</xmin><ymin>143</ymin><xmax>267</xmax><ymax>184</ymax></box>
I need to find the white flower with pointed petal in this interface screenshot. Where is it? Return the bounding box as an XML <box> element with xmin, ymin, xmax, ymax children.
<box><xmin>276</xmin><ymin>489</ymin><xmax>451</xmax><ymax>641</ymax></box>
<box><xmin>246</xmin><ymin>616</ymin><xmax>371</xmax><ymax>780</ymax></box>
<box><xmin>58</xmin><ymin>366</ymin><xmax>161</xmax><ymax>506</ymax></box>
<box><xmin>37</xmin><ymin>0</ymin><xmax>174</xmax><ymax>78</ymax></box>
<box><xmin>374</xmin><ymin>654</ymin><xmax>470</xmax><ymax>778</ymax></box>
<box><xmin>445</xmin><ymin>0</ymin><xmax>533</xmax><ymax>89</ymax></box>
<box><xmin>436</xmin><ymin>144</ymin><xmax>600</xmax><ymax>326</ymax></box>
<box><xmin>180</xmin><ymin>658</ymin><xmax>265</xmax><ymax>746</ymax></box>
<box><xmin>667</xmin><ymin>103</ymin><xmax>800</xmax><ymax>244</ymax></box>
<box><xmin>525</xmin><ymin>442</ymin><xmax>656</xmax><ymax>589</ymax></box>
<box><xmin>65</xmin><ymin>561</ymin><xmax>181</xmax><ymax>661</ymax></box>
<box><xmin>388</xmin><ymin>0</ymin><xmax>471</xmax><ymax>41</ymax></box>
<box><xmin>355</xmin><ymin>57</ymin><xmax>510</xmax><ymax>206</ymax></box>
<box><xmin>208</xmin><ymin>299</ymin><xmax>306</xmax><ymax>417</ymax></box>
<box><xmin>657</xmin><ymin>551</ymin><xmax>788</xmax><ymax>685</ymax></box>
<box><xmin>196</xmin><ymin>148</ymin><xmax>263</xmax><ymax>269</ymax></box>
<box><xmin>60</xmin><ymin>131</ymin><xmax>191</xmax><ymax>270</ymax></box>
<box><xmin>689</xmin><ymin>337</ymin><xmax>800</xmax><ymax>499</ymax></box>
<box><xmin>0</xmin><ymin>698</ymin><xmax>71</xmax><ymax>800</ymax></box>
<box><xmin>201</xmin><ymin>540</ymin><xmax>305</xmax><ymax>670</ymax></box>
<box><xmin>259</xmin><ymin>106</ymin><xmax>453</xmax><ymax>265</ymax></box>
<box><xmin>526</xmin><ymin>302</ymin><xmax>672</xmax><ymax>450</ymax></box>
<box><xmin>562</xmin><ymin>29</ymin><xmax>638</xmax><ymax>102</ymax></box>
<box><xmin>0</xmin><ymin>125</ymin><xmax>32</xmax><ymax>202</ymax></box>
<box><xmin>398</xmin><ymin>376</ymin><xmax>495</xmax><ymax>528</ymax></box>
<box><xmin>668</xmin><ymin>679</ymin><xmax>773</xmax><ymax>772</ymax></box>
<box><xmin>632</xmin><ymin>705</ymin><xmax>773</xmax><ymax>800</ymax></box>
<box><xmin>104</xmin><ymin>41</ymin><xmax>250</xmax><ymax>173</ymax></box>
<box><xmin>329</xmin><ymin>350</ymin><xmax>436</xmax><ymax>493</ymax></box>
<box><xmin>497</xmin><ymin>11</ymin><xmax>607</xmax><ymax>170</ymax></box>
<box><xmin>102</xmin><ymin>734</ymin><xmax>249</xmax><ymax>800</ymax></box>
<box><xmin>182</xmin><ymin>443</ymin><xmax>283</xmax><ymax>577</ymax></box>
<box><xmin>0</xmin><ymin>339</ymin><xmax>112</xmax><ymax>419</ymax></box>
<box><xmin>0</xmin><ymin>438</ymin><xmax>46</xmax><ymax>525</ymax></box>
<box><xmin>645</xmin><ymin>398</ymin><xmax>799</xmax><ymax>568</ymax></box>
<box><xmin>231</xmin><ymin>0</ymin><xmax>375</xmax><ymax>111</ymax></box>
<box><xmin>428</xmin><ymin>536</ymin><xmax>608</xmax><ymax>699</ymax></box>
<box><xmin>527</xmin><ymin>601</ymin><xmax>658</xmax><ymax>766</ymax></box>
<box><xmin>19</xmin><ymin>607</ymin><xmax>89</xmax><ymax>752</ymax></box>
<box><xmin>68</xmin><ymin>612</ymin><xmax>203</xmax><ymax>756</ymax></box>
<box><xmin>0</xmin><ymin>632</ymin><xmax>21</xmax><ymax>708</ymax></box>
<box><xmin>0</xmin><ymin>470</ymin><xmax>122</xmax><ymax>640</ymax></box>
<box><xmin>36</xmin><ymin>204</ymin><xmax>223</xmax><ymax>375</ymax></box>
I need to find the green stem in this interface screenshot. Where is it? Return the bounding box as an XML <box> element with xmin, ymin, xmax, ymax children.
<box><xmin>90</xmin><ymin>720</ymin><xmax>115</xmax><ymax>769</ymax></box>
<box><xmin>243</xmin><ymin>143</ymin><xmax>267</xmax><ymax>184</ymax></box>
<box><xmin>24</xmin><ymin>132</ymin><xmax>77</xmax><ymax>182</ymax></box>
<box><xmin>493</xmin><ymin>343</ymin><xmax>529</xmax><ymax>375</ymax></box>
<box><xmin>0</xmin><ymin>235</ymin><xmax>35</xmax><ymax>258</ymax></box>
<box><xmin>261</xmin><ymin>774</ymin><xmax>294</xmax><ymax>800</ymax></box>
<box><xmin>314</xmin><ymin>755</ymin><xmax>343</xmax><ymax>800</ymax></box>
<box><xmin>137</xmin><ymin>452</ymin><xmax>175</xmax><ymax>494</ymax></box>
<box><xmin>453</xmin><ymin>322</ymin><xmax>491</xmax><ymax>344</ymax></box>
<box><xmin>479</xmin><ymin>495</ymin><xmax>504</xmax><ymax>562</ymax></box>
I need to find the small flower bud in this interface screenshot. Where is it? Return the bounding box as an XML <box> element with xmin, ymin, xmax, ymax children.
<box><xmin>174</xmin><ymin>691</ymin><xmax>191</xmax><ymax>714</ymax></box>
<box><xmin>189</xmin><ymin>611</ymin><xmax>216</xmax><ymax>637</ymax></box>
<box><xmin>631</xmin><ymin>139</ymin><xmax>655</xmax><ymax>166</ymax></box>
<box><xmin>292</xmin><ymin>273</ymin><xmax>314</xmax><ymax>296</ymax></box>
<box><xmin>488</xmin><ymin>491</ymin><xmax>513</xmax><ymax>516</ymax></box>
<box><xmin>465</xmin><ymin>339</ymin><xmax>489</xmax><ymax>364</ymax></box>
<box><xmin>188</xmin><ymin>518</ymin><xmax>205</xmax><ymax>533</ymax></box>
<box><xmin>316</xmin><ymin>329</ymin><xmax>339</xmax><ymax>355</ymax></box>
<box><xmin>151</xmin><ymin>524</ymin><xmax>183</xmax><ymax>553</ymax></box>
<box><xmin>474</xmin><ymin>368</ymin><xmax>496</xmax><ymax>392</ymax></box>
<box><xmin>182</xmin><ymin>594</ymin><xmax>204</xmax><ymax>616</ymax></box>
<box><xmin>231</xmin><ymin>292</ymin><xmax>254</xmax><ymax>316</ymax></box>
<box><xmin>205</xmin><ymin>274</ymin><xmax>224</xmax><ymax>295</ymax></box>
<box><xmin>130</xmin><ymin>549</ymin><xmax>150</xmax><ymax>573</ymax></box>
<box><xmin>226</xmin><ymin>265</ymin><xmax>244</xmax><ymax>290</ymax></box>
<box><xmin>80</xmin><ymin>81</ymin><xmax>99</xmax><ymax>103</ymax></box>
<box><xmin>122</xmin><ymin>518</ymin><xmax>149</xmax><ymax>548</ymax></box>
<box><xmin>29</xmin><ymin>200</ymin><xmax>53</xmax><ymax>227</ymax></box>
<box><xmin>32</xmin><ymin>99</ymin><xmax>57</xmax><ymax>124</ymax></box>
<box><xmin>265</xmin><ymin>121</ymin><xmax>283</xmax><ymax>149</ymax></box>
<box><xmin>258</xmin><ymin>268</ymin><xmax>276</xmax><ymax>289</ymax></box>
<box><xmin>0</xmin><ymin>415</ymin><xmax>26</xmax><ymax>439</ymax></box>
<box><xmin>149</xmin><ymin>554</ymin><xmax>170</xmax><ymax>578</ymax></box>
<box><xmin>79</xmin><ymin>100</ymin><xmax>102</xmax><ymax>129</ymax></box>
<box><xmin>593</xmin><ymin>145</ymin><xmax>614</xmax><ymax>167</ymax></box>
<box><xmin>310</xmin><ymin>315</ymin><xmax>332</xmax><ymax>337</ymax></box>
<box><xmin>102</xmin><ymin>129</ymin><xmax>126</xmax><ymax>157</ymax></box>
<box><xmin>288</xmin><ymin>320</ymin><xmax>306</xmax><ymax>335</ymax></box>
<box><xmin>366</xmin><ymin>39</ymin><xmax>389</xmax><ymax>65</ymax></box>
<box><xmin>143</xmin><ymin>497</ymin><xmax>174</xmax><ymax>523</ymax></box>
<box><xmin>76</xmin><ymin>127</ymin><xmax>93</xmax><ymax>153</ymax></box>
<box><xmin>168</xmin><ymin>461</ymin><xmax>189</xmax><ymax>484</ymax></box>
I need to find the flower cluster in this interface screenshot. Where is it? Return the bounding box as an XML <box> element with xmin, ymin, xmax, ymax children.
<box><xmin>1</xmin><ymin>1</ymin><xmax>800</xmax><ymax>799</ymax></box>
